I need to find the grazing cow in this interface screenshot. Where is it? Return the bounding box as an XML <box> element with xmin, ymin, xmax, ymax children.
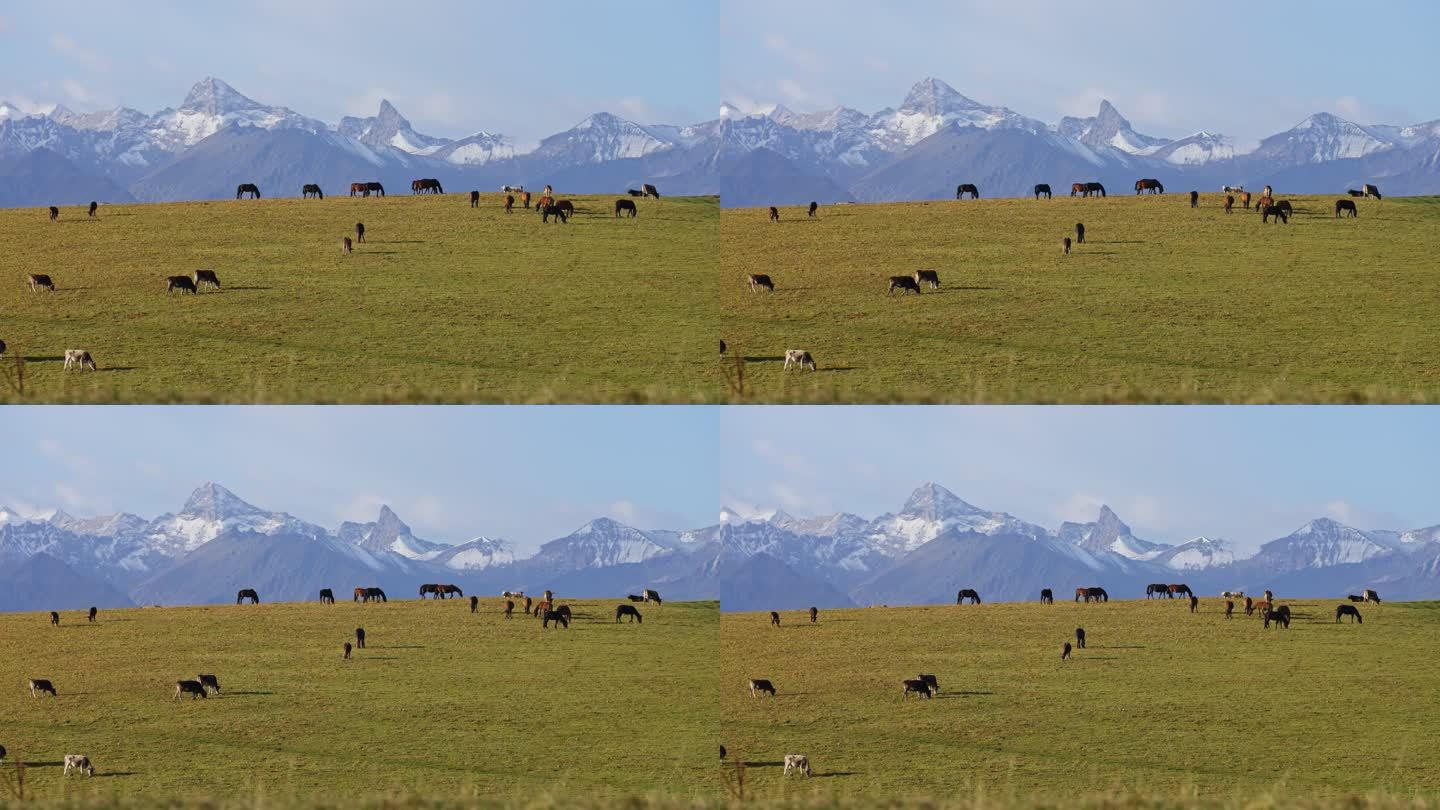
<box><xmin>1225</xmin><ymin>600</ymin><xmax>1234</xmax><ymax>619</ymax></box>
<box><xmin>1241</xmin><ymin>191</ymin><xmax>1252</xmax><ymax>209</ymax></box>
<box><xmin>1034</xmin><ymin>184</ymin><xmax>1052</xmax><ymax>200</ymax></box>
<box><xmin>302</xmin><ymin>184</ymin><xmax>324</xmax><ymax>199</ymax></box>
<box><xmin>167</xmin><ymin>275</ymin><xmax>198</xmax><ymax>294</ymax></box>
<box><xmin>470</xmin><ymin>190</ymin><xmax>480</xmax><ymax>208</ymax></box>
<box><xmin>615</xmin><ymin>199</ymin><xmax>638</xmax><ymax>218</ymax></box>
<box><xmin>627</xmin><ymin>594</ymin><xmax>645</xmax><ymax>602</ymax></box>
<box><xmin>888</xmin><ymin>275</ymin><xmax>922</xmax><ymax>295</ymax></box>
<box><xmin>29</xmin><ymin>679</ymin><xmax>57</xmax><ymax>698</ymax></box>
<box><xmin>344</xmin><ymin>642</ymin><xmax>352</xmax><ymax>659</ymax></box>
<box><xmin>236</xmin><ymin>183</ymin><xmax>261</xmax><ymax>199</ymax></box>
<box><xmin>542</xmin><ymin>609</ymin><xmax>569</xmax><ymax>629</ymax></box>
<box><xmin>902</xmin><ymin>678</ymin><xmax>935</xmax><ymax>699</ymax></box>
<box><xmin>956</xmin><ymin>589</ymin><xmax>982</xmax><ymax>605</ymax></box>
<box><xmin>1040</xmin><ymin>588</ymin><xmax>1054</xmax><ymax>604</ymax></box>
<box><xmin>198</xmin><ymin>674</ymin><xmax>220</xmax><ymax>694</ymax></box>
<box><xmin>1075</xmin><ymin>223</ymin><xmax>1086</xmax><ymax>244</ymax></box>
<box><xmin>1134</xmin><ymin>179</ymin><xmax>1164</xmax><ymax>195</ymax></box>
<box><xmin>808</xmin><ymin>201</ymin><xmax>818</xmax><ymax>217</ymax></box>
<box><xmin>919</xmin><ymin>674</ymin><xmax>938</xmax><ymax>694</ymax></box>
<box><xmin>88</xmin><ymin>606</ymin><xmax>97</xmax><ymax>622</ymax></box>
<box><xmin>319</xmin><ymin>589</ymin><xmax>335</xmax><ymax>604</ymax></box>
<box><xmin>783</xmin><ymin>349</ymin><xmax>816</xmax><ymax>371</ymax></box>
<box><xmin>29</xmin><ymin>273</ymin><xmax>56</xmax><ymax>292</ymax></box>
<box><xmin>627</xmin><ymin>189</ymin><xmax>644</xmax><ymax>197</ymax></box>
<box><xmin>175</xmin><ymin>680</ymin><xmax>207</xmax><ymax>700</ymax></box>
<box><xmin>88</xmin><ymin>201</ymin><xmax>98</xmax><ymax>218</ymax></box>
<box><xmin>1075</xmin><ymin>628</ymin><xmax>1086</xmax><ymax>649</ymax></box>
<box><xmin>1347</xmin><ymin>189</ymin><xmax>1365</xmax><ymax>197</ymax></box>
<box><xmin>194</xmin><ymin>269</ymin><xmax>221</xmax><ymax>291</ymax></box>
<box><xmin>342</xmin><ymin>237</ymin><xmax>353</xmax><ymax>254</ymax></box>
<box><xmin>1364</xmin><ymin>589</ymin><xmax>1381</xmax><ymax>604</ymax></box>
<box><xmin>49</xmin><ymin>206</ymin><xmax>59</xmax><ymax>222</ymax></box>
<box><xmin>504</xmin><ymin>600</ymin><xmax>515</xmax><ymax>618</ymax></box>
<box><xmin>1062</xmin><ymin>642</ymin><xmax>1072</xmax><ymax>660</ymax></box>
<box><xmin>355</xmin><ymin>628</ymin><xmax>366</xmax><ymax>648</ymax></box>
<box><xmin>914</xmin><ymin>269</ymin><xmax>940</xmax><ymax>289</ymax></box>
<box><xmin>470</xmin><ymin>595</ymin><xmax>479</xmax><ymax>613</ymax></box>
<box><xmin>1189</xmin><ymin>190</ymin><xmax>1199</xmax><ymax>208</ymax></box>
<box><xmin>50</xmin><ymin>611</ymin><xmax>59</xmax><ymax>626</ymax></box>
<box><xmin>1261</xmin><ymin>205</ymin><xmax>1288</xmax><ymax>224</ymax></box>
<box><xmin>770</xmin><ymin>611</ymin><xmax>781</xmax><ymax>626</ymax></box>
<box><xmin>1221</xmin><ymin>590</ymin><xmax>1245</xmax><ymax>599</ymax></box>
<box><xmin>1189</xmin><ymin>595</ymin><xmax>1198</xmax><ymax>613</ymax></box>
<box><xmin>616</xmin><ymin>605</ymin><xmax>643</xmax><ymax>624</ymax></box>
<box><xmin>643</xmin><ymin>589</ymin><xmax>663</xmax><ymax>606</ymax></box>
<box><xmin>1347</xmin><ymin>594</ymin><xmax>1364</xmax><ymax>602</ymax></box>
<box><xmin>1335</xmin><ymin>199</ymin><xmax>1358</xmax><ymax>218</ymax></box>
<box><xmin>1364</xmin><ymin>184</ymin><xmax>1381</xmax><ymax>200</ymax></box>
<box><xmin>643</xmin><ymin>184</ymin><xmax>660</xmax><ymax>199</ymax></box>
<box><xmin>355</xmin><ymin>223</ymin><xmax>366</xmax><ymax>243</ymax></box>
<box><xmin>1146</xmin><ymin>583</ymin><xmax>1169</xmax><ymax>599</ymax></box>
<box><xmin>748</xmin><ymin>274</ymin><xmax>775</xmax><ymax>292</ymax></box>
<box><xmin>236</xmin><ymin>588</ymin><xmax>260</xmax><ymax>605</ymax></box>
<box><xmin>63</xmin><ymin>755</ymin><xmax>94</xmax><ymax>777</ymax></box>
<box><xmin>1224</xmin><ymin>195</ymin><xmax>1234</xmax><ymax>214</ymax></box>
<box><xmin>809</xmin><ymin>606</ymin><xmax>818</xmax><ymax>623</ymax></box>
<box><xmin>769</xmin><ymin>206</ymin><xmax>779</xmax><ymax>222</ymax></box>
<box><xmin>1062</xmin><ymin>237</ymin><xmax>1072</xmax><ymax>256</ymax></box>
<box><xmin>955</xmin><ymin>183</ymin><xmax>980</xmax><ymax>200</ymax></box>
<box><xmin>64</xmin><ymin>350</ymin><xmax>97</xmax><ymax>371</ymax></box>
<box><xmin>1264</xmin><ymin>605</ymin><xmax>1291</xmax><ymax>629</ymax></box>
<box><xmin>749</xmin><ymin>679</ymin><xmax>777</xmax><ymax>698</ymax></box>
<box><xmin>1336</xmin><ymin>605</ymin><xmax>1363</xmax><ymax>623</ymax></box>
<box><xmin>1222</xmin><ymin>185</ymin><xmax>1244</xmax><ymax>193</ymax></box>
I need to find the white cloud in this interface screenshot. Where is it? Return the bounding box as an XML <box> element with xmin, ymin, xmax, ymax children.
<box><xmin>49</xmin><ymin>34</ymin><xmax>108</xmax><ymax>70</ymax></box>
<box><xmin>60</xmin><ymin>79</ymin><xmax>96</xmax><ymax>105</ymax></box>
<box><xmin>1058</xmin><ymin>87</ymin><xmax>1109</xmax><ymax>118</ymax></box>
<box><xmin>762</xmin><ymin>33</ymin><xmax>824</xmax><ymax>73</ymax></box>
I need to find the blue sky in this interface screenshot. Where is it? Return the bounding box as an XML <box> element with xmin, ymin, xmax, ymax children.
<box><xmin>0</xmin><ymin>407</ymin><xmax>718</xmax><ymax>554</ymax></box>
<box><xmin>0</xmin><ymin>1</ymin><xmax>715</xmax><ymax>146</ymax></box>
<box><xmin>721</xmin><ymin>0</ymin><xmax>1440</xmax><ymax>145</ymax></box>
<box><xmin>721</xmin><ymin>407</ymin><xmax>1440</xmax><ymax>552</ymax></box>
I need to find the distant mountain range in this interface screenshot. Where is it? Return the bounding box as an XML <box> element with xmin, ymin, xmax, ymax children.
<box><xmin>718</xmin><ymin>77</ymin><xmax>1440</xmax><ymax>206</ymax></box>
<box><xmin>0</xmin><ymin>483</ymin><xmax>717</xmax><ymax>611</ymax></box>
<box><xmin>0</xmin><ymin>77</ymin><xmax>720</xmax><ymax>207</ymax></box>
<box><xmin>718</xmin><ymin>482</ymin><xmax>1440</xmax><ymax>611</ymax></box>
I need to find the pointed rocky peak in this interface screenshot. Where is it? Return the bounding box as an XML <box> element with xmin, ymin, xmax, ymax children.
<box><xmin>375</xmin><ymin>99</ymin><xmax>409</xmax><ymax>127</ymax></box>
<box><xmin>180</xmin><ymin>77</ymin><xmax>261</xmax><ymax>115</ymax></box>
<box><xmin>47</xmin><ymin>509</ymin><xmax>76</xmax><ymax>526</ymax></box>
<box><xmin>181</xmin><ymin>483</ymin><xmax>262</xmax><ymax>521</ymax></box>
<box><xmin>901</xmin><ymin>482</ymin><xmax>980</xmax><ymax>519</ymax></box>
<box><xmin>1094</xmin><ymin>99</ymin><xmax>1128</xmax><ymax>128</ymax></box>
<box><xmin>373</xmin><ymin>504</ymin><xmax>411</xmax><ymax>535</ymax></box>
<box><xmin>1094</xmin><ymin>504</ymin><xmax>1130</xmax><ymax>534</ymax></box>
<box><xmin>900</xmin><ymin>77</ymin><xmax>974</xmax><ymax>114</ymax></box>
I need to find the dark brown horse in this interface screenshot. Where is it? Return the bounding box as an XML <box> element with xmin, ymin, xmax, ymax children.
<box><xmin>808</xmin><ymin>201</ymin><xmax>818</xmax><ymax>217</ymax></box>
<box><xmin>955</xmin><ymin>183</ymin><xmax>980</xmax><ymax>200</ymax></box>
<box><xmin>505</xmin><ymin>194</ymin><xmax>514</xmax><ymax>213</ymax></box>
<box><xmin>1189</xmin><ymin>190</ymin><xmax>1199</xmax><ymax>208</ymax></box>
<box><xmin>236</xmin><ymin>183</ymin><xmax>261</xmax><ymax>199</ymax></box>
<box><xmin>1034</xmin><ymin>184</ymin><xmax>1052</xmax><ymax>200</ymax></box>
<box><xmin>1168</xmin><ymin>584</ymin><xmax>1192</xmax><ymax>598</ymax></box>
<box><xmin>1336</xmin><ymin>604</ymin><xmax>1362</xmax><ymax>623</ymax></box>
<box><xmin>1224</xmin><ymin>195</ymin><xmax>1234</xmax><ymax>214</ymax></box>
<box><xmin>1261</xmin><ymin>205</ymin><xmax>1288</xmax><ymax>224</ymax></box>
<box><xmin>470</xmin><ymin>190</ymin><xmax>480</xmax><ymax>208</ymax></box>
<box><xmin>412</xmin><ymin>178</ymin><xmax>444</xmax><ymax>194</ymax></box>
<box><xmin>1040</xmin><ymin>588</ymin><xmax>1054</xmax><ymax>604</ymax></box>
<box><xmin>1335</xmin><ymin>199</ymin><xmax>1358</xmax><ymax>218</ymax></box>
<box><xmin>49</xmin><ymin>206</ymin><xmax>59</xmax><ymax>221</ymax></box>
<box><xmin>419</xmin><ymin>583</ymin><xmax>441</xmax><ymax>599</ymax></box>
<box><xmin>616</xmin><ymin>199</ymin><xmax>637</xmax><ymax>217</ymax></box>
<box><xmin>956</xmin><ymin>589</ymin><xmax>981</xmax><ymax>604</ymax></box>
<box><xmin>809</xmin><ymin>606</ymin><xmax>818</xmax><ymax>623</ymax></box>
<box><xmin>1241</xmin><ymin>191</ymin><xmax>1251</xmax><ymax>209</ymax></box>
<box><xmin>769</xmin><ymin>206</ymin><xmax>779</xmax><ymax>222</ymax></box>
<box><xmin>236</xmin><ymin>588</ymin><xmax>260</xmax><ymax>604</ymax></box>
<box><xmin>1135</xmin><ymin>178</ymin><xmax>1164</xmax><ymax>194</ymax></box>
<box><xmin>1072</xmin><ymin>182</ymin><xmax>1106</xmax><ymax>198</ymax></box>
<box><xmin>1146</xmin><ymin>583</ymin><xmax>1169</xmax><ymax>599</ymax></box>
<box><xmin>616</xmin><ymin>605</ymin><xmax>643</xmax><ymax>624</ymax></box>
<box><xmin>1076</xmin><ymin>587</ymin><xmax>1108</xmax><ymax>603</ymax></box>
<box><xmin>1264</xmin><ymin>605</ymin><xmax>1291</xmax><ymax>629</ymax></box>
<box><xmin>437</xmin><ymin>584</ymin><xmax>463</xmax><ymax>599</ymax></box>
<box><xmin>88</xmin><ymin>201</ymin><xmax>98</xmax><ymax>218</ymax></box>
<box><xmin>302</xmin><ymin>184</ymin><xmax>324</xmax><ymax>199</ymax></box>
<box><xmin>350</xmin><ymin>181</ymin><xmax>384</xmax><ymax>197</ymax></box>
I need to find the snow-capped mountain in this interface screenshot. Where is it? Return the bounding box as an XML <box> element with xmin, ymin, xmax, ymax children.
<box><xmin>0</xmin><ymin>483</ymin><xmax>716</xmax><ymax>610</ymax></box>
<box><xmin>528</xmin><ymin>113</ymin><xmax>682</xmax><ymax>168</ymax></box>
<box><xmin>721</xmin><ymin>482</ymin><xmax>1440</xmax><ymax>609</ymax></box>
<box><xmin>720</xmin><ymin>76</ymin><xmax>1440</xmax><ymax>205</ymax></box>
<box><xmin>144</xmin><ymin>77</ymin><xmax>328</xmax><ymax>154</ymax></box>
<box><xmin>338</xmin><ymin>99</ymin><xmax>451</xmax><ymax>156</ymax></box>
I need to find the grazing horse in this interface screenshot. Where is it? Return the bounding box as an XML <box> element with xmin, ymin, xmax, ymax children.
<box><xmin>643</xmin><ymin>183</ymin><xmax>660</xmax><ymax>199</ymax></box>
<box><xmin>1076</xmin><ymin>587</ymin><xmax>1108</xmax><ymax>603</ymax></box>
<box><xmin>809</xmin><ymin>606</ymin><xmax>818</xmax><ymax>623</ymax></box>
<box><xmin>522</xmin><ymin>191</ymin><xmax>531</xmax><ymax>208</ymax></box>
<box><xmin>1168</xmin><ymin>584</ymin><xmax>1192</xmax><ymax>598</ymax></box>
<box><xmin>88</xmin><ymin>606</ymin><xmax>97</xmax><ymax>622</ymax></box>
<box><xmin>419</xmin><ymin>584</ymin><xmax>441</xmax><ymax>599</ymax></box>
<box><xmin>615</xmin><ymin>199</ymin><xmax>638</xmax><ymax>217</ymax></box>
<box><xmin>1075</xmin><ymin>223</ymin><xmax>1086</xmax><ymax>243</ymax></box>
<box><xmin>1189</xmin><ymin>190</ymin><xmax>1199</xmax><ymax>208</ymax></box>
<box><xmin>1262</xmin><ymin>205</ymin><xmax>1288</xmax><ymax>224</ymax></box>
<box><xmin>48</xmin><ymin>206</ymin><xmax>59</xmax><ymax>221</ymax></box>
<box><xmin>1250</xmin><ymin>600</ymin><xmax>1271</xmax><ymax>617</ymax></box>
<box><xmin>1241</xmin><ymin>191</ymin><xmax>1252</xmax><ymax>209</ymax></box>
<box><xmin>1062</xmin><ymin>642</ymin><xmax>1072</xmax><ymax>660</ymax></box>
<box><xmin>808</xmin><ymin>201</ymin><xmax>818</xmax><ymax>217</ymax></box>
<box><xmin>769</xmin><ymin>206</ymin><xmax>779</xmax><ymax>222</ymax></box>
<box><xmin>362</xmin><ymin>182</ymin><xmax>385</xmax><ymax>197</ymax></box>
<box><xmin>236</xmin><ymin>589</ymin><xmax>260</xmax><ymax>605</ymax></box>
<box><xmin>770</xmin><ymin>611</ymin><xmax>781</xmax><ymax>626</ymax></box>
<box><xmin>344</xmin><ymin>642</ymin><xmax>352</xmax><ymax>659</ymax></box>
<box><xmin>616</xmin><ymin>604</ymin><xmax>643</xmax><ymax>624</ymax></box>
<box><xmin>1146</xmin><ymin>583</ymin><xmax>1169</xmax><ymax>599</ymax></box>
<box><xmin>1335</xmin><ymin>199</ymin><xmax>1358</xmax><ymax>218</ymax></box>
<box><xmin>1034</xmin><ymin>184</ymin><xmax>1052</xmax><ymax>200</ymax></box>
<box><xmin>627</xmin><ymin>189</ymin><xmax>644</xmax><ymax>197</ymax></box>
<box><xmin>1135</xmin><ymin>178</ymin><xmax>1164</xmax><ymax>194</ymax></box>
<box><xmin>470</xmin><ymin>190</ymin><xmax>480</xmax><ymax>208</ymax></box>
<box><xmin>955</xmin><ymin>589</ymin><xmax>982</xmax><ymax>605</ymax></box>
<box><xmin>319</xmin><ymin>589</ymin><xmax>335</xmax><ymax>604</ymax></box>
<box><xmin>1364</xmin><ymin>589</ymin><xmax>1381</xmax><ymax>604</ymax></box>
<box><xmin>505</xmin><ymin>194</ymin><xmax>514</xmax><ymax>213</ymax></box>
<box><xmin>88</xmin><ymin>201</ymin><xmax>98</xmax><ymax>218</ymax></box>
<box><xmin>355</xmin><ymin>223</ymin><xmax>366</xmax><ymax>243</ymax></box>
<box><xmin>1080</xmin><ymin>182</ymin><xmax>1107</xmax><ymax>197</ymax></box>
<box><xmin>1224</xmin><ymin>195</ymin><xmax>1235</xmax><ymax>214</ymax></box>
<box><xmin>438</xmin><ymin>584</ymin><xmax>463</xmax><ymax>599</ymax></box>
<box><xmin>354</xmin><ymin>587</ymin><xmax>366</xmax><ymax>602</ymax></box>
<box><xmin>1225</xmin><ymin>600</ymin><xmax>1234</xmax><ymax>619</ymax></box>
<box><xmin>1062</xmin><ymin>237</ymin><xmax>1071</xmax><ymax>256</ymax></box>
<box><xmin>1189</xmin><ymin>595</ymin><xmax>1198</xmax><ymax>613</ymax></box>
<box><xmin>360</xmin><ymin>587</ymin><xmax>387</xmax><ymax>603</ymax></box>
<box><xmin>1275</xmin><ymin>200</ymin><xmax>1293</xmax><ymax>218</ymax></box>
<box><xmin>749</xmin><ymin>679</ymin><xmax>777</xmax><ymax>697</ymax></box>
<box><xmin>1364</xmin><ymin>184</ymin><xmax>1381</xmax><ymax>200</ymax></box>
<box><xmin>1264</xmin><ymin>605</ymin><xmax>1291</xmax><ymax>629</ymax></box>
<box><xmin>413</xmin><ymin>178</ymin><xmax>444</xmax><ymax>194</ymax></box>
<box><xmin>302</xmin><ymin>184</ymin><xmax>324</xmax><ymax>199</ymax></box>
<box><xmin>540</xmin><ymin>203</ymin><xmax>568</xmax><ymax>223</ymax></box>
<box><xmin>955</xmin><ymin>183</ymin><xmax>980</xmax><ymax>200</ymax></box>
<box><xmin>504</xmin><ymin>599</ymin><xmax>515</xmax><ymax>618</ymax></box>
<box><xmin>1347</xmin><ymin>189</ymin><xmax>1364</xmax><ymax>197</ymax></box>
<box><xmin>50</xmin><ymin>611</ymin><xmax>60</xmax><ymax>626</ymax></box>
<box><xmin>554</xmin><ymin>199</ymin><xmax>575</xmax><ymax>219</ymax></box>
<box><xmin>1075</xmin><ymin>627</ymin><xmax>1086</xmax><ymax>648</ymax></box>
<box><xmin>902</xmin><ymin>679</ymin><xmax>935</xmax><ymax>699</ymax></box>
<box><xmin>542</xmin><ymin>609</ymin><xmax>569</xmax><ymax>629</ymax></box>
<box><xmin>236</xmin><ymin>183</ymin><xmax>261</xmax><ymax>199</ymax></box>
<box><xmin>1336</xmin><ymin>604</ymin><xmax>1362</xmax><ymax>623</ymax></box>
<box><xmin>524</xmin><ymin>596</ymin><xmax>533</xmax><ymax>614</ymax></box>
<box><xmin>355</xmin><ymin>628</ymin><xmax>366</xmax><ymax>648</ymax></box>
<box><xmin>1040</xmin><ymin>588</ymin><xmax>1054</xmax><ymax>604</ymax></box>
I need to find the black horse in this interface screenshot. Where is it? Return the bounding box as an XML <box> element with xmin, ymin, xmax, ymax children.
<box><xmin>1034</xmin><ymin>184</ymin><xmax>1052</xmax><ymax>200</ymax></box>
<box><xmin>1189</xmin><ymin>190</ymin><xmax>1199</xmax><ymax>208</ymax></box>
<box><xmin>808</xmin><ymin>201</ymin><xmax>818</xmax><ymax>217</ymax></box>
<box><xmin>1335</xmin><ymin>199</ymin><xmax>1358</xmax><ymax>218</ymax></box>
<box><xmin>1040</xmin><ymin>588</ymin><xmax>1054</xmax><ymax>604</ymax></box>
<box><xmin>236</xmin><ymin>588</ymin><xmax>260</xmax><ymax>604</ymax></box>
<box><xmin>1146</xmin><ymin>583</ymin><xmax>1169</xmax><ymax>599</ymax></box>
<box><xmin>1076</xmin><ymin>587</ymin><xmax>1108</xmax><ymax>603</ymax></box>
<box><xmin>319</xmin><ymin>588</ymin><xmax>335</xmax><ymax>604</ymax></box>
<box><xmin>1335</xmin><ymin>604</ymin><xmax>1363</xmax><ymax>624</ymax></box>
<box><xmin>616</xmin><ymin>605</ymin><xmax>643</xmax><ymax>624</ymax></box>
<box><xmin>627</xmin><ymin>189</ymin><xmax>644</xmax><ymax>197</ymax></box>
<box><xmin>809</xmin><ymin>606</ymin><xmax>818</xmax><ymax>623</ymax></box>
<box><xmin>1262</xmin><ymin>205</ymin><xmax>1288</xmax><ymax>224</ymax></box>
<box><xmin>540</xmin><ymin>203</ymin><xmax>568</xmax><ymax>223</ymax></box>
<box><xmin>956</xmin><ymin>588</ymin><xmax>982</xmax><ymax>604</ymax></box>
<box><xmin>302</xmin><ymin>184</ymin><xmax>324</xmax><ymax>199</ymax></box>
<box><xmin>955</xmin><ymin>183</ymin><xmax>980</xmax><ymax>200</ymax></box>
<box><xmin>88</xmin><ymin>201</ymin><xmax>98</xmax><ymax>218</ymax></box>
<box><xmin>1347</xmin><ymin>189</ymin><xmax>1365</xmax><ymax>197</ymax></box>
<box><xmin>470</xmin><ymin>190</ymin><xmax>480</xmax><ymax>208</ymax></box>
<box><xmin>1072</xmin><ymin>182</ymin><xmax>1106</xmax><ymax>197</ymax></box>
<box><xmin>236</xmin><ymin>183</ymin><xmax>261</xmax><ymax>199</ymax></box>
<box><xmin>615</xmin><ymin>199</ymin><xmax>637</xmax><ymax>218</ymax></box>
<box><xmin>1264</xmin><ymin>605</ymin><xmax>1291</xmax><ymax>629</ymax></box>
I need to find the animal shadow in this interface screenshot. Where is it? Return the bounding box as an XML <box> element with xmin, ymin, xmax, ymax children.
<box><xmin>742</xmin><ymin>761</ymin><xmax>785</xmax><ymax>768</ymax></box>
<box><xmin>742</xmin><ymin>356</ymin><xmax>786</xmax><ymax>364</ymax></box>
<box><xmin>98</xmin><ymin>366</ymin><xmax>137</xmax><ymax>373</ymax></box>
<box><xmin>815</xmin><ymin>771</ymin><xmax>861</xmax><ymax>778</ymax></box>
<box><xmin>225</xmin><ymin>286</ymin><xmax>272</xmax><ymax>291</ymax></box>
<box><xmin>1076</xmin><ymin>656</ymin><xmax>1118</xmax><ymax>661</ymax></box>
<box><xmin>94</xmin><ymin>771</ymin><xmax>139</xmax><ymax>778</ymax></box>
<box><xmin>225</xmin><ymin>690</ymin><xmax>274</xmax><ymax>696</ymax></box>
<box><xmin>23</xmin><ymin>355</ymin><xmax>66</xmax><ymax>363</ymax></box>
<box><xmin>24</xmin><ymin>761</ymin><xmax>65</xmax><ymax>768</ymax></box>
<box><xmin>952</xmin><ymin>286</ymin><xmax>996</xmax><ymax>291</ymax></box>
<box><xmin>376</xmin><ymin>644</ymin><xmax>424</xmax><ymax>649</ymax></box>
<box><xmin>817</xmin><ymin>367</ymin><xmax>856</xmax><ymax>373</ymax></box>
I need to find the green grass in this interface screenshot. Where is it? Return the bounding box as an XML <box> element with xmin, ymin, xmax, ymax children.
<box><xmin>720</xmin><ymin>195</ymin><xmax>1440</xmax><ymax>403</ymax></box>
<box><xmin>720</xmin><ymin>600</ymin><xmax>1440</xmax><ymax>802</ymax></box>
<box><xmin>0</xmin><ymin>599</ymin><xmax>718</xmax><ymax>803</ymax></box>
<box><xmin>0</xmin><ymin>195</ymin><xmax>718</xmax><ymax>403</ymax></box>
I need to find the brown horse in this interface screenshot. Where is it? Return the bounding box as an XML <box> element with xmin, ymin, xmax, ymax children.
<box><xmin>505</xmin><ymin>194</ymin><xmax>515</xmax><ymax>213</ymax></box>
<box><xmin>1224</xmin><ymin>195</ymin><xmax>1234</xmax><ymax>214</ymax></box>
<box><xmin>1241</xmin><ymin>191</ymin><xmax>1252</xmax><ymax>209</ymax></box>
<box><xmin>438</xmin><ymin>584</ymin><xmax>463</xmax><ymax>599</ymax></box>
<box><xmin>1135</xmin><ymin>178</ymin><xmax>1164</xmax><ymax>194</ymax></box>
<box><xmin>412</xmin><ymin>178</ymin><xmax>444</xmax><ymax>194</ymax></box>
<box><xmin>1071</xmin><ymin>182</ymin><xmax>1106</xmax><ymax>198</ymax></box>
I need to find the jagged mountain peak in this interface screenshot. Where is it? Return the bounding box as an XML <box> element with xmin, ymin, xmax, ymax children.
<box><xmin>901</xmin><ymin>482</ymin><xmax>980</xmax><ymax>518</ymax></box>
<box><xmin>181</xmin><ymin>482</ymin><xmax>261</xmax><ymax>520</ymax></box>
<box><xmin>900</xmin><ymin>77</ymin><xmax>974</xmax><ymax>114</ymax></box>
<box><xmin>375</xmin><ymin>99</ymin><xmax>406</xmax><ymax>122</ymax></box>
<box><xmin>180</xmin><ymin>77</ymin><xmax>261</xmax><ymax>115</ymax></box>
